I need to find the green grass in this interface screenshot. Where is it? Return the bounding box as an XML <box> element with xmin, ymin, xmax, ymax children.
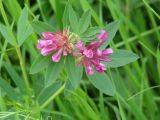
<box><xmin>0</xmin><ymin>0</ymin><xmax>160</xmax><ymax>120</ymax></box>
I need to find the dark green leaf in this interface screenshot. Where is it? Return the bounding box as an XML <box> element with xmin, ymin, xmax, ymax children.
<box><xmin>0</xmin><ymin>24</ymin><xmax>14</xmax><ymax>45</ymax></box>
<box><xmin>105</xmin><ymin>49</ymin><xmax>139</xmax><ymax>68</ymax></box>
<box><xmin>101</xmin><ymin>21</ymin><xmax>119</xmax><ymax>48</ymax></box>
<box><xmin>81</xmin><ymin>35</ymin><xmax>97</xmax><ymax>42</ymax></box>
<box><xmin>37</xmin><ymin>81</ymin><xmax>62</xmax><ymax>105</ymax></box>
<box><xmin>49</xmin><ymin>0</ymin><xmax>63</xmax><ymax>29</ymax></box>
<box><xmin>32</xmin><ymin>75</ymin><xmax>45</xmax><ymax>97</ymax></box>
<box><xmin>3</xmin><ymin>0</ymin><xmax>21</xmax><ymax>23</ymax></box>
<box><xmin>78</xmin><ymin>10</ymin><xmax>91</xmax><ymax>34</ymax></box>
<box><xmin>17</xmin><ymin>7</ymin><xmax>32</xmax><ymax>46</ymax></box>
<box><xmin>45</xmin><ymin>58</ymin><xmax>64</xmax><ymax>87</ymax></box>
<box><xmin>63</xmin><ymin>3</ymin><xmax>70</xmax><ymax>28</ymax></box>
<box><xmin>64</xmin><ymin>79</ymin><xmax>74</xmax><ymax>96</ymax></box>
<box><xmin>69</xmin><ymin>5</ymin><xmax>78</xmax><ymax>32</ymax></box>
<box><xmin>80</xmin><ymin>0</ymin><xmax>103</xmax><ymax>26</ymax></box>
<box><xmin>31</xmin><ymin>21</ymin><xmax>56</xmax><ymax>35</ymax></box>
<box><xmin>88</xmin><ymin>72</ymin><xmax>114</xmax><ymax>96</ymax></box>
<box><xmin>64</xmin><ymin>55</ymin><xmax>83</xmax><ymax>96</ymax></box>
<box><xmin>30</xmin><ymin>55</ymin><xmax>52</xmax><ymax>74</ymax></box>
<box><xmin>0</xmin><ymin>77</ymin><xmax>19</xmax><ymax>100</ymax></box>
<box><xmin>81</xmin><ymin>26</ymin><xmax>100</xmax><ymax>37</ymax></box>
<box><xmin>4</xmin><ymin>63</ymin><xmax>26</xmax><ymax>93</ymax></box>
<box><xmin>80</xmin><ymin>26</ymin><xmax>100</xmax><ymax>42</ymax></box>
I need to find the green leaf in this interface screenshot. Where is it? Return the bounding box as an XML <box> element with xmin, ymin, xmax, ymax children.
<box><xmin>69</xmin><ymin>5</ymin><xmax>78</xmax><ymax>32</ymax></box>
<box><xmin>80</xmin><ymin>26</ymin><xmax>100</xmax><ymax>42</ymax></box>
<box><xmin>18</xmin><ymin>25</ymin><xmax>33</xmax><ymax>46</ymax></box>
<box><xmin>4</xmin><ymin>63</ymin><xmax>26</xmax><ymax>93</ymax></box>
<box><xmin>81</xmin><ymin>35</ymin><xmax>97</xmax><ymax>43</ymax></box>
<box><xmin>0</xmin><ymin>77</ymin><xmax>19</xmax><ymax>100</ymax></box>
<box><xmin>32</xmin><ymin>75</ymin><xmax>45</xmax><ymax>97</ymax></box>
<box><xmin>63</xmin><ymin>3</ymin><xmax>70</xmax><ymax>28</ymax></box>
<box><xmin>81</xmin><ymin>26</ymin><xmax>100</xmax><ymax>37</ymax></box>
<box><xmin>37</xmin><ymin>81</ymin><xmax>62</xmax><ymax>105</ymax></box>
<box><xmin>80</xmin><ymin>0</ymin><xmax>103</xmax><ymax>27</ymax></box>
<box><xmin>101</xmin><ymin>21</ymin><xmax>119</xmax><ymax>49</ymax></box>
<box><xmin>105</xmin><ymin>49</ymin><xmax>139</xmax><ymax>68</ymax></box>
<box><xmin>45</xmin><ymin>58</ymin><xmax>64</xmax><ymax>87</ymax></box>
<box><xmin>3</xmin><ymin>0</ymin><xmax>21</xmax><ymax>23</ymax></box>
<box><xmin>49</xmin><ymin>0</ymin><xmax>63</xmax><ymax>29</ymax></box>
<box><xmin>17</xmin><ymin>7</ymin><xmax>33</xmax><ymax>46</ymax></box>
<box><xmin>30</xmin><ymin>55</ymin><xmax>52</xmax><ymax>74</ymax></box>
<box><xmin>64</xmin><ymin>79</ymin><xmax>74</xmax><ymax>96</ymax></box>
<box><xmin>64</xmin><ymin>55</ymin><xmax>83</xmax><ymax>96</ymax></box>
<box><xmin>88</xmin><ymin>72</ymin><xmax>114</xmax><ymax>96</ymax></box>
<box><xmin>78</xmin><ymin>10</ymin><xmax>91</xmax><ymax>34</ymax></box>
<box><xmin>31</xmin><ymin>21</ymin><xmax>56</xmax><ymax>35</ymax></box>
<box><xmin>0</xmin><ymin>24</ymin><xmax>14</xmax><ymax>45</ymax></box>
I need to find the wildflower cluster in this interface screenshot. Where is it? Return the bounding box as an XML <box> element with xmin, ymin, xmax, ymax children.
<box><xmin>37</xmin><ymin>29</ymin><xmax>113</xmax><ymax>75</ymax></box>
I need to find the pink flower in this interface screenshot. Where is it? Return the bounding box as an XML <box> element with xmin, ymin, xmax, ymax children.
<box><xmin>74</xmin><ymin>30</ymin><xmax>113</xmax><ymax>75</ymax></box>
<box><xmin>97</xmin><ymin>30</ymin><xmax>108</xmax><ymax>41</ymax></box>
<box><xmin>37</xmin><ymin>30</ymin><xmax>74</xmax><ymax>62</ymax></box>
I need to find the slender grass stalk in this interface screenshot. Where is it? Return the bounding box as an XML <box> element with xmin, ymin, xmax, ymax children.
<box><xmin>146</xmin><ymin>6</ymin><xmax>160</xmax><ymax>42</ymax></box>
<box><xmin>0</xmin><ymin>89</ymin><xmax>6</xmax><ymax>111</ymax></box>
<box><xmin>0</xmin><ymin>41</ymin><xmax>8</xmax><ymax>71</ymax></box>
<box><xmin>40</xmin><ymin>84</ymin><xmax>65</xmax><ymax>109</ymax></box>
<box><xmin>142</xmin><ymin>0</ymin><xmax>160</xmax><ymax>20</ymax></box>
<box><xmin>42</xmin><ymin>109</ymin><xmax>74</xmax><ymax>120</ymax></box>
<box><xmin>37</xmin><ymin>0</ymin><xmax>47</xmax><ymax>22</ymax></box>
<box><xmin>15</xmin><ymin>47</ymin><xmax>30</xmax><ymax>89</ymax></box>
<box><xmin>107</xmin><ymin>69</ymin><xmax>127</xmax><ymax>120</ymax></box>
<box><xmin>116</xmin><ymin>26</ymin><xmax>160</xmax><ymax>47</ymax></box>
<box><xmin>127</xmin><ymin>85</ymin><xmax>160</xmax><ymax>101</ymax></box>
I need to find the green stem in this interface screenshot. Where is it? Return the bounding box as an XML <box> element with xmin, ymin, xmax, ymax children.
<box><xmin>40</xmin><ymin>84</ymin><xmax>65</xmax><ymax>109</ymax></box>
<box><xmin>0</xmin><ymin>0</ymin><xmax>30</xmax><ymax>90</ymax></box>
<box><xmin>16</xmin><ymin>46</ymin><xmax>30</xmax><ymax>89</ymax></box>
<box><xmin>0</xmin><ymin>41</ymin><xmax>8</xmax><ymax>71</ymax></box>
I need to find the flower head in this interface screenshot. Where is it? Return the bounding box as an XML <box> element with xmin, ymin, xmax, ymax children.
<box><xmin>74</xmin><ymin>30</ymin><xmax>113</xmax><ymax>75</ymax></box>
<box><xmin>37</xmin><ymin>29</ymin><xmax>78</xmax><ymax>62</ymax></box>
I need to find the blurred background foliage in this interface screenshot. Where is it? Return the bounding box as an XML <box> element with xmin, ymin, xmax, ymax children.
<box><xmin>0</xmin><ymin>0</ymin><xmax>160</xmax><ymax>120</ymax></box>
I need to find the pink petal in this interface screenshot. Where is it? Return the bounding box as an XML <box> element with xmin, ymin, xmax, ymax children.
<box><xmin>87</xmin><ymin>41</ymin><xmax>99</xmax><ymax>50</ymax></box>
<box><xmin>37</xmin><ymin>43</ymin><xmax>43</xmax><ymax>49</ymax></box>
<box><xmin>75</xmin><ymin>41</ymin><xmax>84</xmax><ymax>51</ymax></box>
<box><xmin>63</xmin><ymin>48</ymin><xmax>68</xmax><ymax>56</ymax></box>
<box><xmin>83</xmin><ymin>49</ymin><xmax>94</xmax><ymax>58</ymax></box>
<box><xmin>42</xmin><ymin>32</ymin><xmax>55</xmax><ymax>39</ymax></box>
<box><xmin>97</xmin><ymin>30</ymin><xmax>108</xmax><ymax>41</ymax></box>
<box><xmin>41</xmin><ymin>46</ymin><xmax>57</xmax><ymax>56</ymax></box>
<box><xmin>91</xmin><ymin>59</ymin><xmax>100</xmax><ymax>66</ymax></box>
<box><xmin>51</xmin><ymin>38</ymin><xmax>59</xmax><ymax>44</ymax></box>
<box><xmin>96</xmin><ymin>49</ymin><xmax>102</xmax><ymax>56</ymax></box>
<box><xmin>52</xmin><ymin>49</ymin><xmax>62</xmax><ymax>62</ymax></box>
<box><xmin>38</xmin><ymin>40</ymin><xmax>53</xmax><ymax>47</ymax></box>
<box><xmin>87</xmin><ymin>40</ymin><xmax>104</xmax><ymax>50</ymax></box>
<box><xmin>102</xmin><ymin>48</ymin><xmax>113</xmax><ymax>55</ymax></box>
<box><xmin>85</xmin><ymin>62</ymin><xmax>93</xmax><ymax>75</ymax></box>
<box><xmin>99</xmin><ymin>57</ymin><xmax>112</xmax><ymax>62</ymax></box>
<box><xmin>95</xmin><ymin>63</ymin><xmax>106</xmax><ymax>73</ymax></box>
